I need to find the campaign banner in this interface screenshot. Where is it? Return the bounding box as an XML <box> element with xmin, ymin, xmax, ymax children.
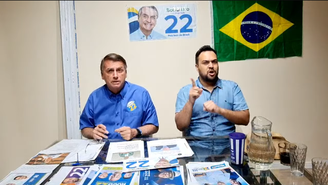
<box><xmin>127</xmin><ymin>4</ymin><xmax>196</xmax><ymax>41</ymax></box>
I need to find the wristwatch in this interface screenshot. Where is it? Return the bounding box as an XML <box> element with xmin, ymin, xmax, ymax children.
<box><xmin>136</xmin><ymin>128</ymin><xmax>142</xmax><ymax>138</ymax></box>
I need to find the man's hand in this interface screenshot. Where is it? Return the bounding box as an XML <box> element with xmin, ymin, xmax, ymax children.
<box><xmin>189</xmin><ymin>78</ymin><xmax>203</xmax><ymax>104</ymax></box>
<box><xmin>93</xmin><ymin>124</ymin><xmax>109</xmax><ymax>140</ymax></box>
<box><xmin>203</xmin><ymin>100</ymin><xmax>221</xmax><ymax>114</ymax></box>
<box><xmin>115</xmin><ymin>126</ymin><xmax>136</xmax><ymax>140</ymax></box>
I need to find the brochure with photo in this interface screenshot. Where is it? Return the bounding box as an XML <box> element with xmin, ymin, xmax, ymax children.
<box><xmin>187</xmin><ymin>161</ymin><xmax>249</xmax><ymax>185</ymax></box>
<box><xmin>89</xmin><ymin>165</ymin><xmax>138</xmax><ymax>185</ymax></box>
<box><xmin>147</xmin><ymin>138</ymin><xmax>194</xmax><ymax>159</ymax></box>
<box><xmin>60</xmin><ymin>166</ymin><xmax>90</xmax><ymax>185</ymax></box>
<box><xmin>0</xmin><ymin>172</ymin><xmax>48</xmax><ymax>185</ymax></box>
<box><xmin>139</xmin><ymin>166</ymin><xmax>184</xmax><ymax>185</ymax></box>
<box><xmin>106</xmin><ymin>140</ymin><xmax>144</xmax><ymax>163</ymax></box>
<box><xmin>46</xmin><ymin>165</ymin><xmax>101</xmax><ymax>185</ymax></box>
<box><xmin>26</xmin><ymin>153</ymin><xmax>69</xmax><ymax>165</ymax></box>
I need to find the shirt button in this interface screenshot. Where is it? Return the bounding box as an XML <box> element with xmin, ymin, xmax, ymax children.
<box><xmin>116</xmin><ymin>123</ymin><xmax>119</xmax><ymax>125</ymax></box>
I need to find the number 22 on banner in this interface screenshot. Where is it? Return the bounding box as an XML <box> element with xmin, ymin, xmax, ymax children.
<box><xmin>165</xmin><ymin>14</ymin><xmax>193</xmax><ymax>34</ymax></box>
<box><xmin>126</xmin><ymin>160</ymin><xmax>150</xmax><ymax>169</ymax></box>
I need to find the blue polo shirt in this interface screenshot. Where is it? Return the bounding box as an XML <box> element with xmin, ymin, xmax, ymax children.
<box><xmin>130</xmin><ymin>28</ymin><xmax>166</xmax><ymax>41</ymax></box>
<box><xmin>175</xmin><ymin>78</ymin><xmax>248</xmax><ymax>149</ymax></box>
<box><xmin>80</xmin><ymin>81</ymin><xmax>159</xmax><ymax>139</ymax></box>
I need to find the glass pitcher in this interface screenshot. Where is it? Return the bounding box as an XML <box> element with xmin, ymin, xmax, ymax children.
<box><xmin>247</xmin><ymin>116</ymin><xmax>276</xmax><ymax>170</ymax></box>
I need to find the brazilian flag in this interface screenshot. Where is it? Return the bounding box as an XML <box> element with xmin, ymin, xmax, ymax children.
<box><xmin>212</xmin><ymin>1</ymin><xmax>303</xmax><ymax>62</ymax></box>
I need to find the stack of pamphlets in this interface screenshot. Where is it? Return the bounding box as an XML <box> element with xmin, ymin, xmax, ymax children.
<box><xmin>46</xmin><ymin>164</ymin><xmax>184</xmax><ymax>185</ymax></box>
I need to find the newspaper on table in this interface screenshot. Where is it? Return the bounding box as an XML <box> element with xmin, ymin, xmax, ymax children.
<box><xmin>89</xmin><ymin>164</ymin><xmax>139</xmax><ymax>185</ymax></box>
<box><xmin>106</xmin><ymin>140</ymin><xmax>144</xmax><ymax>163</ymax></box>
<box><xmin>123</xmin><ymin>156</ymin><xmax>180</xmax><ymax>172</ymax></box>
<box><xmin>139</xmin><ymin>166</ymin><xmax>184</xmax><ymax>185</ymax></box>
<box><xmin>147</xmin><ymin>138</ymin><xmax>194</xmax><ymax>159</ymax></box>
<box><xmin>186</xmin><ymin>161</ymin><xmax>249</xmax><ymax>185</ymax></box>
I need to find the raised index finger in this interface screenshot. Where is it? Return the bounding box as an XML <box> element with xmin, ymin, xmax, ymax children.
<box><xmin>190</xmin><ymin>78</ymin><xmax>196</xmax><ymax>87</ymax></box>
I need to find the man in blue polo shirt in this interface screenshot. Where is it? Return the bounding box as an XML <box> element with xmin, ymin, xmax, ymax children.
<box><xmin>80</xmin><ymin>53</ymin><xmax>159</xmax><ymax>140</ymax></box>
<box><xmin>175</xmin><ymin>45</ymin><xmax>249</xmax><ymax>151</ymax></box>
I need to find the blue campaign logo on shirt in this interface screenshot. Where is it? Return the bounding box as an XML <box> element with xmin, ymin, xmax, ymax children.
<box><xmin>127</xmin><ymin>101</ymin><xmax>137</xmax><ymax>111</ymax></box>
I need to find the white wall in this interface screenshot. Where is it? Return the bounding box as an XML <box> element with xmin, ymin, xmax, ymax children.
<box><xmin>76</xmin><ymin>1</ymin><xmax>328</xmax><ymax>161</ymax></box>
<box><xmin>76</xmin><ymin>1</ymin><xmax>212</xmax><ymax>139</ymax></box>
<box><xmin>0</xmin><ymin>2</ymin><xmax>22</xmax><ymax>179</ymax></box>
<box><xmin>0</xmin><ymin>1</ymin><xmax>66</xmax><ymax>179</ymax></box>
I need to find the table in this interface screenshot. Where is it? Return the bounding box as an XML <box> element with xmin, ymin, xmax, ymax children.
<box><xmin>46</xmin><ymin>136</ymin><xmax>313</xmax><ymax>185</ymax></box>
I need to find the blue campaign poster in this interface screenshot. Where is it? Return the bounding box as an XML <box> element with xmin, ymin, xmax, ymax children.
<box><xmin>128</xmin><ymin>3</ymin><xmax>197</xmax><ymax>41</ymax></box>
<box><xmin>139</xmin><ymin>167</ymin><xmax>183</xmax><ymax>185</ymax></box>
<box><xmin>90</xmin><ymin>166</ymin><xmax>136</xmax><ymax>185</ymax></box>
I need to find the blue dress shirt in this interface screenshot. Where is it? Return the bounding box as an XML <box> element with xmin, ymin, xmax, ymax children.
<box><xmin>130</xmin><ymin>28</ymin><xmax>166</xmax><ymax>41</ymax></box>
<box><xmin>80</xmin><ymin>81</ymin><xmax>159</xmax><ymax>139</ymax></box>
<box><xmin>175</xmin><ymin>78</ymin><xmax>248</xmax><ymax>149</ymax></box>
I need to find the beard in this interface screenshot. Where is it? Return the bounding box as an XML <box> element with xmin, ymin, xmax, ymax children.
<box><xmin>199</xmin><ymin>72</ymin><xmax>219</xmax><ymax>84</ymax></box>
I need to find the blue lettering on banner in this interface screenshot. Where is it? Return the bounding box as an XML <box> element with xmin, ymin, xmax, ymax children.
<box><xmin>23</xmin><ymin>173</ymin><xmax>46</xmax><ymax>185</ymax></box>
<box><xmin>126</xmin><ymin>161</ymin><xmax>138</xmax><ymax>169</ymax></box>
<box><xmin>165</xmin><ymin>14</ymin><xmax>193</xmax><ymax>34</ymax></box>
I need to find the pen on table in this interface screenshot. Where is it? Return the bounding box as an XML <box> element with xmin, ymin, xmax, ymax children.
<box><xmin>72</xmin><ymin>152</ymin><xmax>81</xmax><ymax>166</ymax></box>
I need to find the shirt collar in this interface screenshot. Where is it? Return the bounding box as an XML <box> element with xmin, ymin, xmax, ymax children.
<box><xmin>105</xmin><ymin>81</ymin><xmax>129</xmax><ymax>98</ymax></box>
<box><xmin>137</xmin><ymin>28</ymin><xmax>154</xmax><ymax>40</ymax></box>
<box><xmin>196</xmin><ymin>77</ymin><xmax>222</xmax><ymax>89</ymax></box>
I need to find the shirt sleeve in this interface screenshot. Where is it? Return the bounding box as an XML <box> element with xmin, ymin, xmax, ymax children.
<box><xmin>142</xmin><ymin>91</ymin><xmax>159</xmax><ymax>127</ymax></box>
<box><xmin>175</xmin><ymin>86</ymin><xmax>189</xmax><ymax>113</ymax></box>
<box><xmin>232</xmin><ymin>83</ymin><xmax>249</xmax><ymax>111</ymax></box>
<box><xmin>79</xmin><ymin>95</ymin><xmax>95</xmax><ymax>130</ymax></box>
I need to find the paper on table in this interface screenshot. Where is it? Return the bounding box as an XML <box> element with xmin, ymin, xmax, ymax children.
<box><xmin>147</xmin><ymin>138</ymin><xmax>194</xmax><ymax>159</ymax></box>
<box><xmin>40</xmin><ymin>139</ymin><xmax>91</xmax><ymax>163</ymax></box>
<box><xmin>186</xmin><ymin>161</ymin><xmax>249</xmax><ymax>185</ymax></box>
<box><xmin>41</xmin><ymin>139</ymin><xmax>91</xmax><ymax>154</ymax></box>
<box><xmin>14</xmin><ymin>164</ymin><xmax>58</xmax><ymax>173</ymax></box>
<box><xmin>62</xmin><ymin>141</ymin><xmax>104</xmax><ymax>163</ymax></box>
<box><xmin>106</xmin><ymin>140</ymin><xmax>144</xmax><ymax>163</ymax></box>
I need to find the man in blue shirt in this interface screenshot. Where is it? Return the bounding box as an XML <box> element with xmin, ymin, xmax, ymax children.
<box><xmin>130</xmin><ymin>6</ymin><xmax>166</xmax><ymax>41</ymax></box>
<box><xmin>175</xmin><ymin>45</ymin><xmax>249</xmax><ymax>150</ymax></box>
<box><xmin>80</xmin><ymin>53</ymin><xmax>159</xmax><ymax>140</ymax></box>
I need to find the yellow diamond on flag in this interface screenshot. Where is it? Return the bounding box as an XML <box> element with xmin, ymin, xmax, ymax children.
<box><xmin>219</xmin><ymin>3</ymin><xmax>294</xmax><ymax>52</ymax></box>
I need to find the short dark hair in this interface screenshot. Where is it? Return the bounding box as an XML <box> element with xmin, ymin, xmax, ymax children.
<box><xmin>100</xmin><ymin>53</ymin><xmax>127</xmax><ymax>75</ymax></box>
<box><xmin>138</xmin><ymin>6</ymin><xmax>158</xmax><ymax>18</ymax></box>
<box><xmin>195</xmin><ymin>45</ymin><xmax>217</xmax><ymax>64</ymax></box>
